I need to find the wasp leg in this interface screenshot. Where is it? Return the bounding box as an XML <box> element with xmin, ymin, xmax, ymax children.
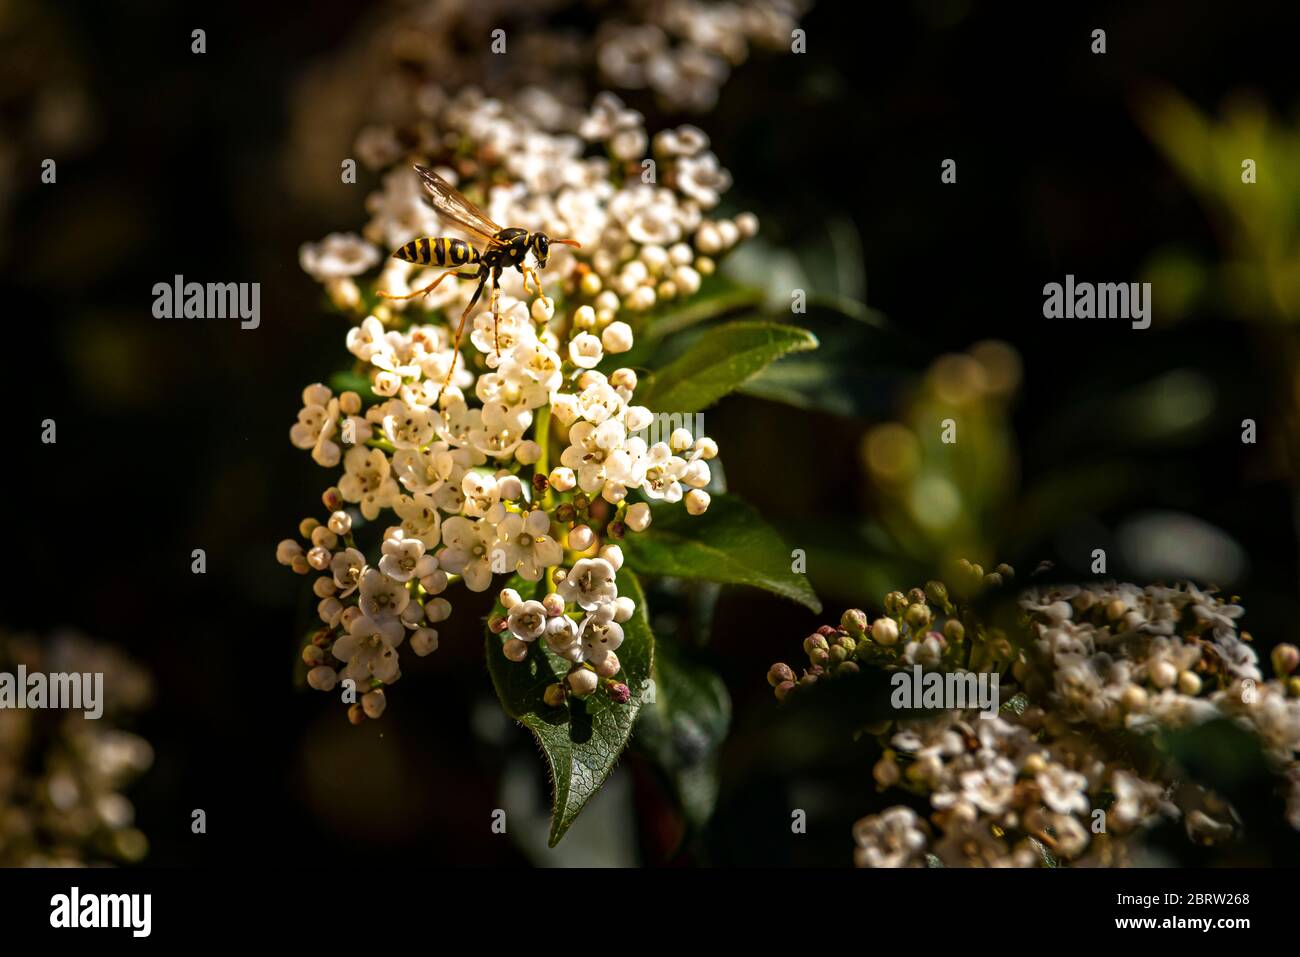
<box><xmin>489</xmin><ymin>281</ymin><xmax>501</xmax><ymax>359</ymax></box>
<box><xmin>520</xmin><ymin>265</ymin><xmax>541</xmax><ymax>296</ymax></box>
<box><xmin>378</xmin><ymin>268</ymin><xmax>477</xmax><ymax>301</ymax></box>
<box><xmin>437</xmin><ymin>274</ymin><xmax>489</xmax><ymax>402</ymax></box>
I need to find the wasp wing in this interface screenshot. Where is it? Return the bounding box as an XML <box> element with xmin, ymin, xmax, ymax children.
<box><xmin>414</xmin><ymin>165</ymin><xmax>504</xmax><ymax>246</ymax></box>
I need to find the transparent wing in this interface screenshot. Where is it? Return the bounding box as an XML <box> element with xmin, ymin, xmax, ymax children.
<box><xmin>414</xmin><ymin>165</ymin><xmax>503</xmax><ymax>244</ymax></box>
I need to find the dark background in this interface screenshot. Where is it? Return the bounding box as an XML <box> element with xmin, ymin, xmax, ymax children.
<box><xmin>5</xmin><ymin>0</ymin><xmax>1300</xmax><ymax>865</ymax></box>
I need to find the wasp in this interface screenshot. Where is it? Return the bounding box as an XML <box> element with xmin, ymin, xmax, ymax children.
<box><xmin>379</xmin><ymin>164</ymin><xmax>581</xmax><ymax>396</ymax></box>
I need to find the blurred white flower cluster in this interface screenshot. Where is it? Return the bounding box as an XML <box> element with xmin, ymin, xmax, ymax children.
<box><xmin>598</xmin><ymin>0</ymin><xmax>811</xmax><ymax>111</ymax></box>
<box><xmin>0</xmin><ymin>632</ymin><xmax>153</xmax><ymax>866</ymax></box>
<box><xmin>771</xmin><ymin>565</ymin><xmax>1300</xmax><ymax>867</ymax></box>
<box><xmin>284</xmin><ymin>90</ymin><xmax>740</xmax><ymax>721</ymax></box>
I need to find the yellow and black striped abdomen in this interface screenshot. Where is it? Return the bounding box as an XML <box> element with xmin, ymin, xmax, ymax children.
<box><xmin>394</xmin><ymin>237</ymin><xmax>481</xmax><ymax>267</ymax></box>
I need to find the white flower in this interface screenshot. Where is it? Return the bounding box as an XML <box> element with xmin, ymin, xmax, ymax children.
<box><xmin>381</xmin><ymin>401</ymin><xmax>437</xmax><ymax>450</ymax></box>
<box><xmin>641</xmin><ymin>443</ymin><xmax>686</xmax><ymax>502</ymax></box>
<box><xmin>559</xmin><ymin>557</ymin><xmax>618</xmax><ymax>611</ymax></box>
<box><xmin>299</xmin><ymin>232</ymin><xmax>380</xmax><ymax>281</ymax></box>
<box><xmin>495</xmin><ymin>510</ymin><xmax>564</xmax><ymax>581</ymax></box>
<box><xmin>378</xmin><ymin>532</ymin><xmax>425</xmax><ymax>582</ymax></box>
<box><xmin>1036</xmin><ymin>764</ymin><xmax>1089</xmax><ymax>815</ymax></box>
<box><xmin>569</xmin><ymin>332</ymin><xmax>604</xmax><ymax>369</ymax></box>
<box><xmin>339</xmin><ymin>447</ymin><xmax>400</xmax><ymax>520</ymax></box>
<box><xmin>333</xmin><ymin>617</ymin><xmax>403</xmax><ymax>685</ymax></box>
<box><xmin>544</xmin><ymin>616</ymin><xmax>583</xmax><ymax>661</ymax></box>
<box><xmin>580</xmin><ymin>613</ymin><xmax>624</xmax><ymax>665</ymax></box>
<box><xmin>329</xmin><ymin>548</ymin><xmax>366</xmax><ymax>597</ymax></box>
<box><xmin>357</xmin><ymin>568</ymin><xmax>410</xmax><ymax>634</ymax></box>
<box><xmin>507</xmin><ymin>600</ymin><xmax>548</xmax><ymax>642</ymax></box>
<box><xmin>438</xmin><ymin>515</ymin><xmax>500</xmax><ymax>591</ymax></box>
<box><xmin>852</xmin><ymin>807</ymin><xmax>928</xmax><ymax>868</ymax></box>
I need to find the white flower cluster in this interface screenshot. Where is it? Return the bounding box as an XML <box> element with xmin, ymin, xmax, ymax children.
<box><xmin>597</xmin><ymin>0</ymin><xmax>812</xmax><ymax>111</ymax></box>
<box><xmin>298</xmin><ymin>87</ymin><xmax>756</xmax><ymax>334</ymax></box>
<box><xmin>284</xmin><ymin>91</ymin><xmax>741</xmax><ymax>720</ymax></box>
<box><xmin>496</xmin><ymin>554</ymin><xmax>636</xmax><ymax>701</ymax></box>
<box><xmin>774</xmin><ymin>568</ymin><xmax>1300</xmax><ymax>867</ymax></box>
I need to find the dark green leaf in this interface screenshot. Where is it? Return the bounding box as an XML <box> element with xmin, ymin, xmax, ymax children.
<box><xmin>739</xmin><ymin>298</ymin><xmax>910</xmax><ymax>418</ymax></box>
<box><xmin>637</xmin><ymin>321</ymin><xmax>818</xmax><ymax>414</ymax></box>
<box><xmin>622</xmin><ymin>494</ymin><xmax>822</xmax><ymax>613</ymax></box>
<box><xmin>634</xmin><ymin>643</ymin><xmax>732</xmax><ymax>831</ymax></box>
<box><xmin>484</xmin><ymin>570</ymin><xmax>655</xmax><ymax>846</ymax></box>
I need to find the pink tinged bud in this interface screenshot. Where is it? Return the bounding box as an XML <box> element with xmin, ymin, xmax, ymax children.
<box><xmin>609</xmin><ymin>682</ymin><xmax>631</xmax><ymax>704</ymax></box>
<box><xmin>307</xmin><ymin>666</ymin><xmax>338</xmax><ymax>691</ymax></box>
<box><xmin>543</xmin><ymin>593</ymin><xmax>566</xmax><ymax>616</ymax></box>
<box><xmin>594</xmin><ymin>651</ymin><xmax>621</xmax><ymax>678</ymax></box>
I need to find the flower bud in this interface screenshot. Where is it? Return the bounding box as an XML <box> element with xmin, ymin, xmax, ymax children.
<box><xmin>594</xmin><ymin>652</ymin><xmax>621</xmax><ymax>678</ymax></box>
<box><xmin>767</xmin><ymin>663</ymin><xmax>795</xmax><ymax>687</ymax></box>
<box><xmin>569</xmin><ymin>524</ymin><xmax>595</xmax><ymax>550</ymax></box>
<box><xmin>567</xmin><ymin>667</ymin><xmax>599</xmax><ymax>697</ymax></box>
<box><xmin>609</xmin><ymin>682</ymin><xmax>631</xmax><ymax>704</ymax></box>
<box><xmin>328</xmin><ymin>510</ymin><xmax>352</xmax><ymax>535</ymax></box>
<box><xmin>411</xmin><ymin>628</ymin><xmax>439</xmax><ymax>656</ymax></box>
<box><xmin>1272</xmin><ymin>643</ymin><xmax>1299</xmax><ymax>677</ymax></box>
<box><xmin>774</xmin><ymin>680</ymin><xmax>795</xmax><ymax>702</ymax></box>
<box><xmin>503</xmin><ymin>638</ymin><xmax>529</xmax><ymax>662</ymax></box>
<box><xmin>924</xmin><ymin>581</ymin><xmax>949</xmax><ymax>606</ymax></box>
<box><xmin>871</xmin><ymin>617</ymin><xmax>899</xmax><ymax>646</ymax></box>
<box><xmin>599</xmin><ymin>543</ymin><xmax>624</xmax><ymax>571</ymax></box>
<box><xmin>884</xmin><ymin>591</ymin><xmax>907</xmax><ymax>615</ymax></box>
<box><xmin>625</xmin><ymin>502</ymin><xmax>652</xmax><ymax>532</ymax></box>
<box><xmin>347</xmin><ymin>703</ymin><xmax>366</xmax><ymax>725</ymax></box>
<box><xmin>1177</xmin><ymin>670</ymin><xmax>1202</xmax><ymax>696</ymax></box>
<box><xmin>307</xmin><ymin>665</ymin><xmax>338</xmax><ymax>691</ymax></box>
<box><xmin>905</xmin><ymin>603</ymin><xmax>931</xmax><ymax>631</ymax></box>
<box><xmin>684</xmin><ymin>489</ymin><xmax>711</xmax><ymax>515</ymax></box>
<box><xmin>499</xmin><ymin>588</ymin><xmax>522</xmax><ymax>610</ymax></box>
<box><xmin>362</xmin><ymin>689</ymin><xmax>387</xmax><ymax>720</ymax></box>
<box><xmin>802</xmin><ymin>634</ymin><xmax>830</xmax><ymax>656</ymax></box>
<box><xmin>943</xmin><ymin>619</ymin><xmax>965</xmax><ymax>643</ymax></box>
<box><xmin>544</xmin><ymin>683</ymin><xmax>566</xmax><ymax>707</ymax></box>
<box><xmin>276</xmin><ymin>539</ymin><xmax>303</xmax><ymax>565</ymax></box>
<box><xmin>321</xmin><ymin>487</ymin><xmax>343</xmax><ymax>511</ymax></box>
<box><xmin>543</xmin><ymin>592</ymin><xmax>566</xmax><ymax>617</ymax></box>
<box><xmin>549</xmin><ymin>467</ymin><xmax>576</xmax><ymax>492</ymax></box>
<box><xmin>840</xmin><ymin>608</ymin><xmax>868</xmax><ymax>639</ymax></box>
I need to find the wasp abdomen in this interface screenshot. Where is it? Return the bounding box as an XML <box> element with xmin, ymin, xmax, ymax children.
<box><xmin>395</xmin><ymin>237</ymin><xmax>482</xmax><ymax>267</ymax></box>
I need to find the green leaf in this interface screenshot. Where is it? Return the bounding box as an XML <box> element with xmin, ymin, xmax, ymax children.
<box><xmin>637</xmin><ymin>320</ymin><xmax>818</xmax><ymax>414</ymax></box>
<box><xmin>484</xmin><ymin>569</ymin><xmax>655</xmax><ymax>846</ymax></box>
<box><xmin>622</xmin><ymin>494</ymin><xmax>822</xmax><ymax>613</ymax></box>
<box><xmin>613</xmin><ymin>274</ymin><xmax>765</xmax><ymax>370</ymax></box>
<box><xmin>738</xmin><ymin>298</ymin><xmax>908</xmax><ymax>418</ymax></box>
<box><xmin>633</xmin><ymin>642</ymin><xmax>732</xmax><ymax>832</ymax></box>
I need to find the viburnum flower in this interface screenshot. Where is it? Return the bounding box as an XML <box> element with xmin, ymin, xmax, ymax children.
<box><xmin>771</xmin><ymin>563</ymin><xmax>1300</xmax><ymax>866</ymax></box>
<box><xmin>282</xmin><ymin>87</ymin><xmax>742</xmax><ymax>722</ymax></box>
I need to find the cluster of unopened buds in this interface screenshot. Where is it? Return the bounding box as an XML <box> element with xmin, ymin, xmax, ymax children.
<box><xmin>768</xmin><ymin>559</ymin><xmax>1015</xmax><ymax>701</ymax></box>
<box><xmin>770</xmin><ymin>562</ymin><xmax>1300</xmax><ymax>866</ymax></box>
<box><xmin>490</xmin><ymin>556</ymin><xmax>635</xmax><ymax>705</ymax></box>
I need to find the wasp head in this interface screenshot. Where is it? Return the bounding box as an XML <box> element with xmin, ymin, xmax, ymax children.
<box><xmin>530</xmin><ymin>232</ymin><xmax>580</xmax><ymax>269</ymax></box>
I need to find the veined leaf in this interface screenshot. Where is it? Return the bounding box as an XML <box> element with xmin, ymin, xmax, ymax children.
<box><xmin>485</xmin><ymin>569</ymin><xmax>654</xmax><ymax>846</ymax></box>
<box><xmin>622</xmin><ymin>494</ymin><xmax>822</xmax><ymax>613</ymax></box>
<box><xmin>637</xmin><ymin>320</ymin><xmax>818</xmax><ymax>414</ymax></box>
<box><xmin>634</xmin><ymin>642</ymin><xmax>731</xmax><ymax>832</ymax></box>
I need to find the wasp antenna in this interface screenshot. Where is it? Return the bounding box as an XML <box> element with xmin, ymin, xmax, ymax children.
<box><xmin>552</xmin><ymin>238</ymin><xmax>582</xmax><ymax>248</ymax></box>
